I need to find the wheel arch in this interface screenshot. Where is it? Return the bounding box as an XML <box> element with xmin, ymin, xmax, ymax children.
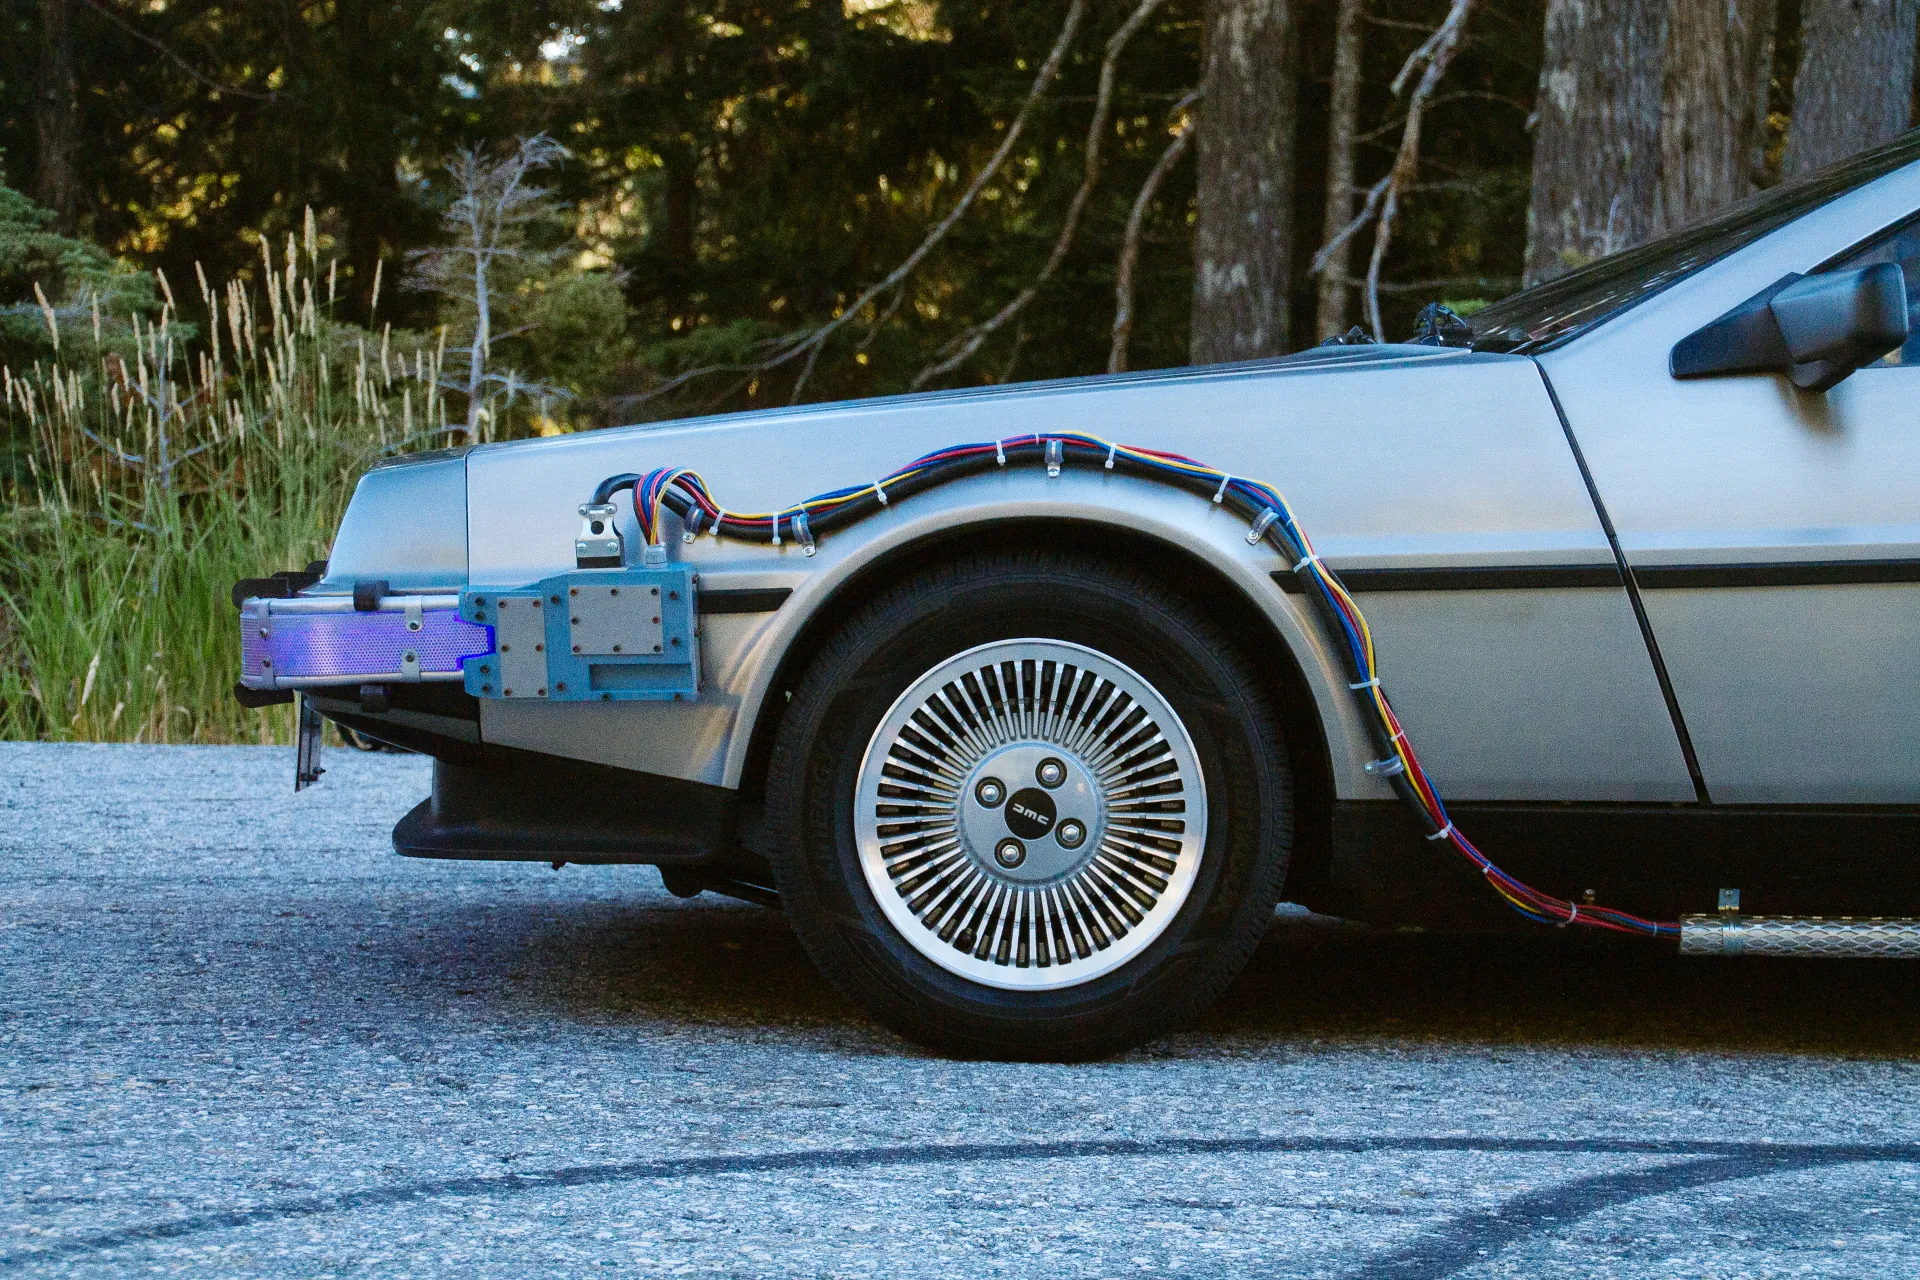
<box><xmin>731</xmin><ymin>515</ymin><xmax>1343</xmax><ymax>910</ymax></box>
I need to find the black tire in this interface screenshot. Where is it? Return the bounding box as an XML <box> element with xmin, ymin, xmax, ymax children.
<box><xmin>765</xmin><ymin>549</ymin><xmax>1293</xmax><ymax>1059</ymax></box>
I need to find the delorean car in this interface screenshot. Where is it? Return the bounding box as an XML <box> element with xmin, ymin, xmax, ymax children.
<box><xmin>237</xmin><ymin>133</ymin><xmax>1920</xmax><ymax>1058</ymax></box>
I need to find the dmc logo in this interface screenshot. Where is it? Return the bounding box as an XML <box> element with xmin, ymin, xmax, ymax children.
<box><xmin>1011</xmin><ymin>802</ymin><xmax>1052</xmax><ymax>828</ymax></box>
<box><xmin>1003</xmin><ymin>788</ymin><xmax>1058</xmax><ymax>840</ymax></box>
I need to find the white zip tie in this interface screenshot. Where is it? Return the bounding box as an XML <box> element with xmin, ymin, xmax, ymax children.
<box><xmin>1245</xmin><ymin>508</ymin><xmax>1279</xmax><ymax>544</ymax></box>
<box><xmin>1348</xmin><ymin>676</ymin><xmax>1381</xmax><ymax>691</ymax></box>
<box><xmin>1104</xmin><ymin>443</ymin><xmax>1117</xmax><ymax>469</ymax></box>
<box><xmin>771</xmin><ymin>511</ymin><xmax>782</xmax><ymax>547</ymax></box>
<box><xmin>995</xmin><ymin>439</ymin><xmax>1006</xmax><ymax>466</ymax></box>
<box><xmin>710</xmin><ymin>506</ymin><xmax>727</xmax><ymax>538</ymax></box>
<box><xmin>1213</xmin><ymin>474</ymin><xmax>1232</xmax><ymax>503</ymax></box>
<box><xmin>1293</xmin><ymin>553</ymin><xmax>1322</xmax><ymax>573</ymax></box>
<box><xmin>873</xmin><ymin>482</ymin><xmax>888</xmax><ymax>505</ymax></box>
<box><xmin>1561</xmin><ymin>904</ymin><xmax>1579</xmax><ymax>927</ymax></box>
<box><xmin>1425</xmin><ymin>822</ymin><xmax>1456</xmax><ymax>842</ymax></box>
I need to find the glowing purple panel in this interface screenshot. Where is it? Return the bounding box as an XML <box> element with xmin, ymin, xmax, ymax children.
<box><xmin>243</xmin><ymin>609</ymin><xmax>493</xmax><ymax>685</ymax></box>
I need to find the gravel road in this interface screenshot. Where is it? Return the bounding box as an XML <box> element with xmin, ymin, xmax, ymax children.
<box><xmin>4</xmin><ymin>742</ymin><xmax>1919</xmax><ymax>1277</ymax></box>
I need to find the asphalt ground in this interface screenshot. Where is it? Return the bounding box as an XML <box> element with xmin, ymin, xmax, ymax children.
<box><xmin>3</xmin><ymin>742</ymin><xmax>1919</xmax><ymax>1278</ymax></box>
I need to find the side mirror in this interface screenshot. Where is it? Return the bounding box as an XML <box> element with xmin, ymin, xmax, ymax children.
<box><xmin>1670</xmin><ymin>263</ymin><xmax>1909</xmax><ymax>392</ymax></box>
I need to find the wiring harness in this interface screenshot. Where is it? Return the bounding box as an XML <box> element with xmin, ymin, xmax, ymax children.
<box><xmin>594</xmin><ymin>432</ymin><xmax>1679</xmax><ymax>938</ymax></box>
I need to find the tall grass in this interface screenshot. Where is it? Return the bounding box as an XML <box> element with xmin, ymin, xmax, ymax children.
<box><xmin>1</xmin><ymin>222</ymin><xmax>458</xmax><ymax>743</ymax></box>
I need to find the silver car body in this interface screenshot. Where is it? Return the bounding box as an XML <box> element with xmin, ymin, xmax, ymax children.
<box><xmin>312</xmin><ymin>155</ymin><xmax>1920</xmax><ymax>812</ymax></box>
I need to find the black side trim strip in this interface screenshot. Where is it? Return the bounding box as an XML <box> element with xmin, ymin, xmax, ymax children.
<box><xmin>1636</xmin><ymin>559</ymin><xmax>1920</xmax><ymax>588</ymax></box>
<box><xmin>696</xmin><ymin>587</ymin><xmax>792</xmax><ymax>614</ymax></box>
<box><xmin>1531</xmin><ymin>360</ymin><xmax>1711</xmax><ymax>804</ymax></box>
<box><xmin>1269</xmin><ymin>558</ymin><xmax>1920</xmax><ymax>594</ymax></box>
<box><xmin>1270</xmin><ymin>564</ymin><xmax>1622</xmax><ymax>594</ymax></box>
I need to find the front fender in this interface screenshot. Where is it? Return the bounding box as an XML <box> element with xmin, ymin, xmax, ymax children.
<box><xmin>474</xmin><ymin>465</ymin><xmax>1388</xmax><ymax>801</ymax></box>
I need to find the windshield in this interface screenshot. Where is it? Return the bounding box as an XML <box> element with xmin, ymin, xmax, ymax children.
<box><xmin>1461</xmin><ymin>130</ymin><xmax>1920</xmax><ymax>353</ymax></box>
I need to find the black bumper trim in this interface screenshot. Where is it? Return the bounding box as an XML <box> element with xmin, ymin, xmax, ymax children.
<box><xmin>697</xmin><ymin>587</ymin><xmax>792</xmax><ymax>614</ymax></box>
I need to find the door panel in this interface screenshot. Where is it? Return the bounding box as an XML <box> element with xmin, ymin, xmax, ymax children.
<box><xmin>1542</xmin><ymin>180</ymin><xmax>1920</xmax><ymax>804</ymax></box>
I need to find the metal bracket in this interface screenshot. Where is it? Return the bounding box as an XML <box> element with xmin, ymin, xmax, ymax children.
<box><xmin>575</xmin><ymin>502</ymin><xmax>624</xmax><ymax>569</ymax></box>
<box><xmin>294</xmin><ymin>694</ymin><xmax>325</xmax><ymax>791</ymax></box>
<box><xmin>462</xmin><ymin>565</ymin><xmax>699</xmax><ymax>702</ymax></box>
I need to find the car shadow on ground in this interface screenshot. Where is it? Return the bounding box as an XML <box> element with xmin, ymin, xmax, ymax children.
<box><xmin>1203</xmin><ymin>915</ymin><xmax>1920</xmax><ymax>1057</ymax></box>
<box><xmin>406</xmin><ymin>882</ymin><xmax>1920</xmax><ymax>1059</ymax></box>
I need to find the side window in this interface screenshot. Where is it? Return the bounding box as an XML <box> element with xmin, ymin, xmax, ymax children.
<box><xmin>1827</xmin><ymin>213</ymin><xmax>1920</xmax><ymax>367</ymax></box>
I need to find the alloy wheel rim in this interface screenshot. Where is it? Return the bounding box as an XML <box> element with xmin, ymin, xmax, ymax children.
<box><xmin>854</xmin><ymin>638</ymin><xmax>1207</xmax><ymax>991</ymax></box>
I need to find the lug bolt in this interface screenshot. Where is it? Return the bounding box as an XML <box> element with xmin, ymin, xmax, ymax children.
<box><xmin>1056</xmin><ymin>820</ymin><xmax>1087</xmax><ymax>849</ymax></box>
<box><xmin>994</xmin><ymin>838</ymin><xmax>1026</xmax><ymax>869</ymax></box>
<box><xmin>975</xmin><ymin>777</ymin><xmax>1006</xmax><ymax>808</ymax></box>
<box><xmin>1037</xmin><ymin>758</ymin><xmax>1067</xmax><ymax>788</ymax></box>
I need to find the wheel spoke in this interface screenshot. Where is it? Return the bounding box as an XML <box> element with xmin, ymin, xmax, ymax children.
<box><xmin>855</xmin><ymin>639</ymin><xmax>1206</xmax><ymax>990</ymax></box>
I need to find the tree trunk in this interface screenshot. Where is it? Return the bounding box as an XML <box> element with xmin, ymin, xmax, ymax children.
<box><xmin>1523</xmin><ymin>0</ymin><xmax>1668</xmax><ymax>285</ymax></box>
<box><xmin>1191</xmin><ymin>0</ymin><xmax>1299</xmax><ymax>363</ymax></box>
<box><xmin>1315</xmin><ymin>0</ymin><xmax>1365</xmax><ymax>341</ymax></box>
<box><xmin>1783</xmin><ymin>0</ymin><xmax>1920</xmax><ymax>176</ymax></box>
<box><xmin>32</xmin><ymin>0</ymin><xmax>78</xmax><ymax>233</ymax></box>
<box><xmin>1749</xmin><ymin>1</ymin><xmax>1778</xmax><ymax>187</ymax></box>
<box><xmin>1654</xmin><ymin>0</ymin><xmax>1775</xmax><ymax>233</ymax></box>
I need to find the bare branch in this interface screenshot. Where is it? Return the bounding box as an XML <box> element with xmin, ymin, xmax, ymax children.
<box><xmin>1365</xmin><ymin>0</ymin><xmax>1476</xmax><ymax>341</ymax></box>
<box><xmin>912</xmin><ymin>0</ymin><xmax>1168</xmax><ymax>390</ymax></box>
<box><xmin>1109</xmin><ymin>89</ymin><xmax>1201</xmax><ymax>374</ymax></box>
<box><xmin>1309</xmin><ymin>176</ymin><xmax>1390</xmax><ymax>278</ymax></box>
<box><xmin>624</xmin><ymin>0</ymin><xmax>1089</xmax><ymax>412</ymax></box>
<box><xmin>73</xmin><ymin>0</ymin><xmax>278</xmax><ymax>101</ymax></box>
<box><xmin>1322</xmin><ymin>272</ymin><xmax>1520</xmax><ymax>296</ymax></box>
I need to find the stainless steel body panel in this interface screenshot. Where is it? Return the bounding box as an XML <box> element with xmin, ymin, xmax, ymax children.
<box><xmin>1541</xmin><ymin>160</ymin><xmax>1920</xmax><ymax>803</ymax></box>
<box><xmin>1359</xmin><ymin>587</ymin><xmax>1688</xmax><ymax>800</ymax></box>
<box><xmin>463</xmin><ymin>352</ymin><xmax>1692</xmax><ymax>800</ymax></box>
<box><xmin>317</xmin><ymin>452</ymin><xmax>470</xmax><ymax>594</ymax></box>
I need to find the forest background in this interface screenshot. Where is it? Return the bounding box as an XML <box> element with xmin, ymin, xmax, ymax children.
<box><xmin>2</xmin><ymin>0</ymin><xmax>1917</xmax><ymax>742</ymax></box>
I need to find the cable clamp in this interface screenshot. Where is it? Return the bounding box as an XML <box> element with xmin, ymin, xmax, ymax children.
<box><xmin>995</xmin><ymin>439</ymin><xmax>1006</xmax><ymax>466</ymax></box>
<box><xmin>1293</xmin><ymin>553</ymin><xmax>1322</xmax><ymax>574</ymax></box>
<box><xmin>1425</xmin><ymin>822</ymin><xmax>1456</xmax><ymax>842</ymax></box>
<box><xmin>1347</xmin><ymin>676</ymin><xmax>1381</xmax><ymax>691</ymax></box>
<box><xmin>1044</xmin><ymin>437</ymin><xmax>1063</xmax><ymax>477</ymax></box>
<box><xmin>1104</xmin><ymin>443</ymin><xmax>1117</xmax><ymax>470</ymax></box>
<box><xmin>792</xmin><ymin>510</ymin><xmax>816</xmax><ymax>557</ymax></box>
<box><xmin>1363</xmin><ymin>756</ymin><xmax>1406</xmax><ymax>778</ymax></box>
<box><xmin>682</xmin><ymin>508</ymin><xmax>706</xmax><ymax>542</ymax></box>
<box><xmin>710</xmin><ymin>506</ymin><xmax>727</xmax><ymax>538</ymax></box>
<box><xmin>1560</xmin><ymin>904</ymin><xmax>1578</xmax><ymax>928</ymax></box>
<box><xmin>873</xmin><ymin>482</ymin><xmax>888</xmax><ymax>506</ymax></box>
<box><xmin>771</xmin><ymin>512</ymin><xmax>782</xmax><ymax>548</ymax></box>
<box><xmin>1245</xmin><ymin>508</ymin><xmax>1279</xmax><ymax>545</ymax></box>
<box><xmin>1213</xmin><ymin>474</ymin><xmax>1232</xmax><ymax>504</ymax></box>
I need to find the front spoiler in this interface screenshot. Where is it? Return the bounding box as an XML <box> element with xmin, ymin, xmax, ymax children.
<box><xmin>393</xmin><ymin>748</ymin><xmax>739</xmax><ymax>867</ymax></box>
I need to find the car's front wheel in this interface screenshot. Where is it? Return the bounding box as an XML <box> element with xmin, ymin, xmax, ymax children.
<box><xmin>766</xmin><ymin>550</ymin><xmax>1293</xmax><ymax>1059</ymax></box>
